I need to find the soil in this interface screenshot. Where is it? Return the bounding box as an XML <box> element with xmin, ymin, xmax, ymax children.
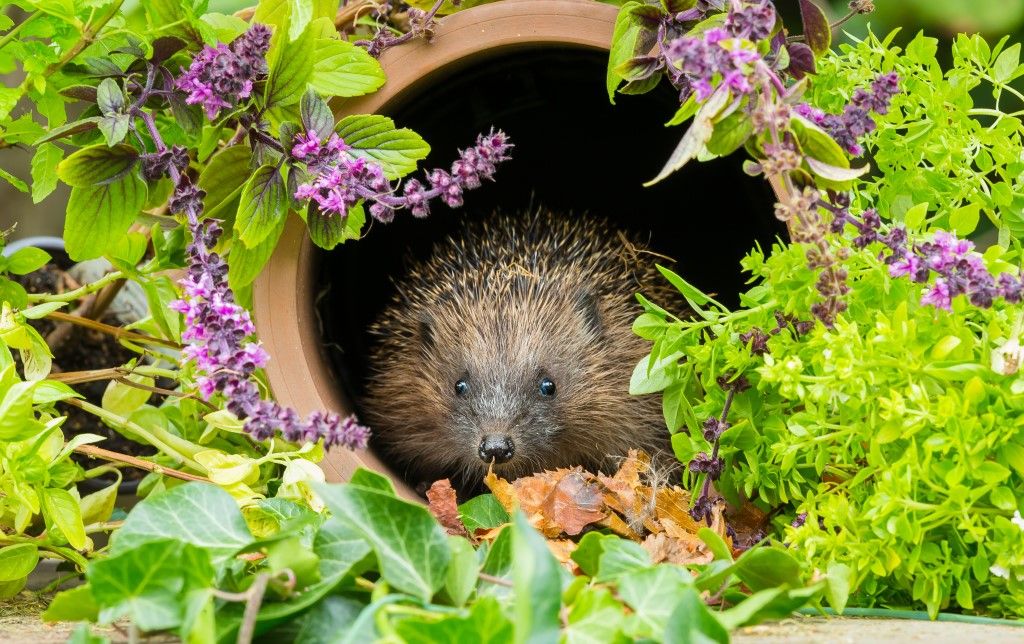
<box><xmin>15</xmin><ymin>263</ymin><xmax>158</xmax><ymax>485</ymax></box>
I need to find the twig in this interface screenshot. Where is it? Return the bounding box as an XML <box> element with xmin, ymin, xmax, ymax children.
<box><xmin>73</xmin><ymin>444</ymin><xmax>208</xmax><ymax>482</ymax></box>
<box><xmin>114</xmin><ymin>376</ymin><xmax>218</xmax><ymax>412</ymax></box>
<box><xmin>237</xmin><ymin>573</ymin><xmax>270</xmax><ymax>644</ymax></box>
<box><xmin>478</xmin><ymin>572</ymin><xmax>513</xmax><ymax>587</ymax></box>
<box><xmin>49</xmin><ymin>367</ymin><xmax>124</xmax><ymax>384</ymax></box>
<box><xmin>46</xmin><ymin>310</ymin><xmax>182</xmax><ymax>349</ymax></box>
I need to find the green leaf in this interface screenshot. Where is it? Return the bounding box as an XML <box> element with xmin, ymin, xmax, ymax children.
<box><xmin>663</xmin><ymin>587</ymin><xmax>729</xmax><ymax>644</ymax></box>
<box><xmin>394</xmin><ymin>596</ymin><xmax>513</xmax><ymax>644</ymax></box>
<box><xmin>101</xmin><ymin>374</ymin><xmax>154</xmax><ymax>417</ymax></box>
<box><xmin>266</xmin><ymin>20</ymin><xmax>316</xmax><ymax>108</ymax></box>
<box><xmin>315</xmin><ymin>517</ymin><xmax>373</xmax><ymax>580</ymax></box>
<box><xmin>563</xmin><ymin>586</ymin><xmax>628</xmax><ymax>644</ymax></box>
<box><xmin>64</xmin><ymin>172</ymin><xmax>147</xmax><ymax>261</ymax></box>
<box><xmin>41</xmin><ymin>487</ymin><xmax>86</xmax><ymax>550</ymax></box>
<box><xmin>98</xmin><ymin>114</ymin><xmax>130</xmax><ymax>146</ymax></box>
<box><xmin>89</xmin><ymin>539</ymin><xmax>214</xmax><ymax>632</ymax></box>
<box><xmin>30</xmin><ymin>142</ymin><xmax>63</xmax><ymax>203</ymax></box>
<box><xmin>734</xmin><ymin>546</ymin><xmax>803</xmax><ymax>591</ymax></box>
<box><xmin>307</xmin><ymin>200</ymin><xmax>365</xmax><ymax>250</ymax></box>
<box><xmin>43</xmin><ymin>585</ymin><xmax>100</xmax><ymax>623</ymax></box>
<box><xmin>595</xmin><ymin>537</ymin><xmax>650</xmax><ymax>582</ymax></box>
<box><xmin>300</xmin><ymin>87</ymin><xmax>335</xmax><ymax>138</ymax></box>
<box><xmin>645</xmin><ymin>87</ymin><xmax>730</xmax><ymax>186</ymax></box>
<box><xmin>0</xmin><ymin>167</ymin><xmax>27</xmax><ymax>193</ymax></box>
<box><xmin>95</xmin><ymin>78</ymin><xmax>125</xmax><ymax>117</ymax></box>
<box><xmin>950</xmin><ymin>202</ymin><xmax>981</xmax><ymax>236</ymax></box>
<box><xmin>349</xmin><ymin>467</ymin><xmax>397</xmax><ymax>495</ymax></box>
<box><xmin>825</xmin><ymin>562</ymin><xmax>851</xmax><ymax>613</ymax></box>
<box><xmin>79</xmin><ymin>477</ymin><xmax>121</xmax><ymax>526</ymax></box>
<box><xmin>198</xmin><ymin>145</ymin><xmax>251</xmax><ymax>223</ymax></box>
<box><xmin>618</xmin><ymin>565</ymin><xmax>692</xmax><ymax>638</ymax></box>
<box><xmin>111</xmin><ymin>483</ymin><xmax>253</xmax><ymax>566</ymax></box>
<box><xmin>0</xmin><ymin>544</ymin><xmax>38</xmax><ymax>582</ymax></box>
<box><xmin>607</xmin><ymin>2</ymin><xmax>645</xmax><ymax>103</ymax></box>
<box><xmin>315</xmin><ymin>482</ymin><xmax>450</xmax><ymax>601</ymax></box>
<box><xmin>570</xmin><ymin>532</ymin><xmax>609</xmax><ymax>576</ymax></box>
<box><xmin>459</xmin><ymin>494</ymin><xmax>510</xmax><ymax>532</ymax></box>
<box><xmin>57</xmin><ymin>144</ymin><xmax>138</xmax><ymax>188</ymax></box>
<box><xmin>629</xmin><ymin>351</ymin><xmax>681</xmax><ymax>395</ymax></box>
<box><xmin>235</xmin><ymin>165</ymin><xmax>288</xmax><ymax>247</ymax></box>
<box><xmin>444</xmin><ymin>536</ymin><xmax>478</xmax><ymax>607</ymax></box>
<box><xmin>798</xmin><ymin>0</ymin><xmax>831</xmax><ymax>57</ymax></box>
<box><xmin>0</xmin><ymin>381</ymin><xmax>38</xmax><ymax>441</ymax></box>
<box><xmin>805</xmin><ymin>157</ymin><xmax>869</xmax><ymax>182</ymax></box>
<box><xmin>994</xmin><ymin>43</ymin><xmax>1021</xmax><ymax>82</ymax></box>
<box><xmin>698</xmin><ymin>527</ymin><xmax>733</xmax><ymax>561</ymax></box>
<box><xmin>5</xmin><ymin>247</ymin><xmax>51</xmax><ymax>275</ymax></box>
<box><xmin>32</xmin><ymin>379</ymin><xmax>80</xmax><ymax>404</ymax></box>
<box><xmin>310</xmin><ymin>39</ymin><xmax>386</xmax><ymax>98</ymax></box>
<box><xmin>228</xmin><ymin>215</ymin><xmax>286</xmax><ymax>289</ymax></box>
<box><xmin>335</xmin><ymin>115</ymin><xmax>430</xmax><ymax>179</ymax></box>
<box><xmin>511</xmin><ymin>511</ymin><xmax>562</xmax><ymax>644</ymax></box>
<box><xmin>706</xmin><ymin>110</ymin><xmax>753</xmax><ymax>157</ymax></box>
<box><xmin>792</xmin><ymin>118</ymin><xmax>848</xmax><ymax>169</ymax></box>
<box><xmin>903</xmin><ymin>202</ymin><xmax>929</xmax><ymax>229</ymax></box>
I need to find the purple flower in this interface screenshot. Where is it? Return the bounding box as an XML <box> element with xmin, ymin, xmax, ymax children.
<box><xmin>796</xmin><ymin>73</ymin><xmax>901</xmax><ymax>156</ymax></box>
<box><xmin>176</xmin><ymin>24</ymin><xmax>271</xmax><ymax>119</ymax></box>
<box><xmin>291</xmin><ymin>128</ymin><xmax>512</xmax><ymax>223</ymax></box>
<box><xmin>921</xmin><ymin>278</ymin><xmax>952</xmax><ymax>310</ymax></box>
<box><xmin>725</xmin><ymin>1</ymin><xmax>776</xmax><ymax>41</ymax></box>
<box><xmin>689</xmin><ymin>451</ymin><xmax>724</xmax><ymax>478</ymax></box>
<box><xmin>702</xmin><ymin>417</ymin><xmax>731</xmax><ymax>442</ymax></box>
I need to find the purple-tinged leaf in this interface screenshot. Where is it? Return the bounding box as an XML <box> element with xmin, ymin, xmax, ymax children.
<box><xmin>150</xmin><ymin>36</ymin><xmax>187</xmax><ymax>65</ymax></box>
<box><xmin>787</xmin><ymin>43</ymin><xmax>817</xmax><ymax>79</ymax></box>
<box><xmin>34</xmin><ymin>118</ymin><xmax>101</xmax><ymax>145</ymax></box>
<box><xmin>300</xmin><ymin>89</ymin><xmax>334</xmax><ymax>139</ymax></box>
<box><xmin>798</xmin><ymin>0</ymin><xmax>831</xmax><ymax>58</ymax></box>
<box><xmin>59</xmin><ymin>85</ymin><xmax>98</xmax><ymax>102</ymax></box>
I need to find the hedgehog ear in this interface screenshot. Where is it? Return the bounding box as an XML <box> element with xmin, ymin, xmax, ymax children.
<box><xmin>574</xmin><ymin>290</ymin><xmax>602</xmax><ymax>337</ymax></box>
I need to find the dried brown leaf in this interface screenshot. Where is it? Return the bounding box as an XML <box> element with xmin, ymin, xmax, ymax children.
<box><xmin>542</xmin><ymin>470</ymin><xmax>607</xmax><ymax>536</ymax></box>
<box><xmin>426</xmin><ymin>479</ymin><xmax>470</xmax><ymax>538</ymax></box>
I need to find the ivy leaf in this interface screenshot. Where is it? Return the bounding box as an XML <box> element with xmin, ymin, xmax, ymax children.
<box><xmin>663</xmin><ymin>587</ymin><xmax>729</xmax><ymax>644</ymax></box>
<box><xmin>315</xmin><ymin>482</ymin><xmax>451</xmax><ymax>602</ymax></box>
<box><xmin>734</xmin><ymin>546</ymin><xmax>803</xmax><ymax>592</ymax></box>
<box><xmin>798</xmin><ymin>0</ymin><xmax>831</xmax><ymax>58</ymax></box>
<box><xmin>394</xmin><ymin>597</ymin><xmax>513</xmax><ymax>643</ymax></box>
<box><xmin>335</xmin><ymin>115</ymin><xmax>430</xmax><ymax>179</ymax></box>
<box><xmin>458</xmin><ymin>494</ymin><xmax>510</xmax><ymax>533</ymax></box>
<box><xmin>57</xmin><ymin>144</ymin><xmax>139</xmax><ymax>188</ymax></box>
<box><xmin>64</xmin><ymin>172</ymin><xmax>147</xmax><ymax>261</ymax></box>
<box><xmin>110</xmin><ymin>483</ymin><xmax>253</xmax><ymax>567</ymax></box>
<box><xmin>89</xmin><ymin>539</ymin><xmax>214</xmax><ymax>632</ymax></box>
<box><xmin>235</xmin><ymin>164</ymin><xmax>288</xmax><ymax>247</ymax></box>
<box><xmin>617</xmin><ymin>565</ymin><xmax>693</xmax><ymax>638</ymax></box>
<box><xmin>511</xmin><ymin>511</ymin><xmax>563</xmax><ymax>643</ymax></box>
<box><xmin>310</xmin><ymin>39</ymin><xmax>386</xmax><ymax>98</ymax></box>
<box><xmin>43</xmin><ymin>585</ymin><xmax>99</xmax><ymax>623</ymax></box>
<box><xmin>265</xmin><ymin>20</ymin><xmax>316</xmax><ymax>108</ymax></box>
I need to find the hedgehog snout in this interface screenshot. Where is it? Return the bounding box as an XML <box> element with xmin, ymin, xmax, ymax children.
<box><xmin>478</xmin><ymin>434</ymin><xmax>515</xmax><ymax>464</ymax></box>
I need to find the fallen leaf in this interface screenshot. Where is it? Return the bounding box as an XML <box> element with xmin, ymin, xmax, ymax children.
<box><xmin>426</xmin><ymin>479</ymin><xmax>470</xmax><ymax>538</ymax></box>
<box><xmin>542</xmin><ymin>470</ymin><xmax>607</xmax><ymax>536</ymax></box>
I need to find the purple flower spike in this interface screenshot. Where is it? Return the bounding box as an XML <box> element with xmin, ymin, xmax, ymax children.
<box><xmin>176</xmin><ymin>24</ymin><xmax>271</xmax><ymax>119</ymax></box>
<box><xmin>290</xmin><ymin>128</ymin><xmax>512</xmax><ymax>223</ymax></box>
<box><xmin>796</xmin><ymin>73</ymin><xmax>901</xmax><ymax>157</ymax></box>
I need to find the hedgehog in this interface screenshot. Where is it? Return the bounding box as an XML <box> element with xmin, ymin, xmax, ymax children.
<box><xmin>362</xmin><ymin>209</ymin><xmax>681</xmax><ymax>494</ymax></box>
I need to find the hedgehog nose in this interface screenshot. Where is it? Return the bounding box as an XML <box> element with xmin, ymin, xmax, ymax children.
<box><xmin>479</xmin><ymin>435</ymin><xmax>515</xmax><ymax>464</ymax></box>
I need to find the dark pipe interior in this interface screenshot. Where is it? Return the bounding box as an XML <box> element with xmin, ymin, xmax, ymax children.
<box><xmin>317</xmin><ymin>47</ymin><xmax>784</xmax><ymax>411</ymax></box>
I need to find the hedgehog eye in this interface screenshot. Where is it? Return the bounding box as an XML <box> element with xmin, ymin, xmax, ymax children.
<box><xmin>539</xmin><ymin>377</ymin><xmax>556</xmax><ymax>397</ymax></box>
<box><xmin>455</xmin><ymin>378</ymin><xmax>469</xmax><ymax>396</ymax></box>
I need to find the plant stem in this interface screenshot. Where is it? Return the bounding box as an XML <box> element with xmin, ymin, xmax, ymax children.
<box><xmin>75</xmin><ymin>443</ymin><xmax>208</xmax><ymax>482</ymax></box>
<box><xmin>0</xmin><ymin>10</ymin><xmax>41</xmax><ymax>54</ymax></box>
<box><xmin>27</xmin><ymin>270</ymin><xmax>125</xmax><ymax>303</ymax></box>
<box><xmin>46</xmin><ymin>310</ymin><xmax>182</xmax><ymax>349</ymax></box>
<box><xmin>237</xmin><ymin>573</ymin><xmax>270</xmax><ymax>644</ymax></box>
<box><xmin>66</xmin><ymin>398</ymin><xmax>204</xmax><ymax>468</ymax></box>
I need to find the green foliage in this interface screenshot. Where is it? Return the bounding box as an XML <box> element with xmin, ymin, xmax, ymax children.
<box><xmin>47</xmin><ymin>479</ymin><xmax>822</xmax><ymax>641</ymax></box>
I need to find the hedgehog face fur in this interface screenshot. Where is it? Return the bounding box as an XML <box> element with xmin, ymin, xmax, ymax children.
<box><xmin>363</xmin><ymin>210</ymin><xmax>679</xmax><ymax>493</ymax></box>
